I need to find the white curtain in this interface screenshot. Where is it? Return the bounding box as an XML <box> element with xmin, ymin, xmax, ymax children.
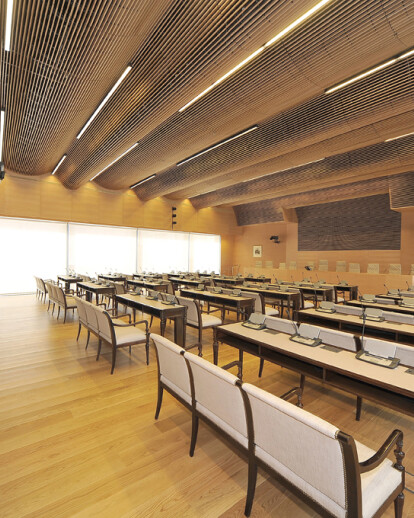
<box><xmin>189</xmin><ymin>233</ymin><xmax>221</xmax><ymax>273</ymax></box>
<box><xmin>68</xmin><ymin>223</ymin><xmax>136</xmax><ymax>276</ymax></box>
<box><xmin>0</xmin><ymin>217</ymin><xmax>67</xmax><ymax>294</ymax></box>
<box><xmin>137</xmin><ymin>229</ymin><xmax>189</xmax><ymax>273</ymax></box>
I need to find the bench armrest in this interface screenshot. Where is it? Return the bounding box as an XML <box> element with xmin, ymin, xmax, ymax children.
<box><xmin>359</xmin><ymin>430</ymin><xmax>404</xmax><ymax>474</ymax></box>
<box><xmin>113</xmin><ymin>319</ymin><xmax>149</xmax><ymax>333</ymax></box>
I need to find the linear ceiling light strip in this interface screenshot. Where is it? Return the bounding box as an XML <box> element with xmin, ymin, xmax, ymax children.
<box><xmin>178</xmin><ymin>0</ymin><xmax>333</xmax><ymax>113</ymax></box>
<box><xmin>325</xmin><ymin>48</ymin><xmax>414</xmax><ymax>94</ymax></box>
<box><xmin>76</xmin><ymin>65</ymin><xmax>132</xmax><ymax>139</ymax></box>
<box><xmin>4</xmin><ymin>0</ymin><xmax>14</xmax><ymax>51</ymax></box>
<box><xmin>176</xmin><ymin>125</ymin><xmax>258</xmax><ymax>166</ymax></box>
<box><xmin>51</xmin><ymin>154</ymin><xmax>67</xmax><ymax>175</ymax></box>
<box><xmin>90</xmin><ymin>142</ymin><xmax>138</xmax><ymax>181</ymax></box>
<box><xmin>130</xmin><ymin>174</ymin><xmax>156</xmax><ymax>189</ymax></box>
<box><xmin>385</xmin><ymin>131</ymin><xmax>414</xmax><ymax>142</ymax></box>
<box><xmin>0</xmin><ymin>110</ymin><xmax>5</xmax><ymax>161</ymax></box>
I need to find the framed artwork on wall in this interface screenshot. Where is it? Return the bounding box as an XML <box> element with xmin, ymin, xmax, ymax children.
<box><xmin>253</xmin><ymin>245</ymin><xmax>262</xmax><ymax>258</ymax></box>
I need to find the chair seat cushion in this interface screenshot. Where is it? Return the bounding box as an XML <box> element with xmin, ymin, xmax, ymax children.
<box><xmin>303</xmin><ymin>301</ymin><xmax>315</xmax><ymax>309</ymax></box>
<box><xmin>65</xmin><ymin>296</ymin><xmax>77</xmax><ymax>308</ymax></box>
<box><xmin>265</xmin><ymin>307</ymin><xmax>279</xmax><ymax>316</ymax></box>
<box><xmin>200</xmin><ymin>314</ymin><xmax>223</xmax><ymax>328</ymax></box>
<box><xmin>336</xmin><ymin>297</ymin><xmax>345</xmax><ymax>303</ymax></box>
<box><xmin>114</xmin><ymin>325</ymin><xmax>146</xmax><ymax>346</ymax></box>
<box><xmin>355</xmin><ymin>441</ymin><xmax>403</xmax><ymax>518</ymax></box>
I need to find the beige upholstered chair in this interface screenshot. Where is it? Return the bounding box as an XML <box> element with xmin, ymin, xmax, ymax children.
<box><xmin>94</xmin><ymin>306</ymin><xmax>149</xmax><ymax>374</ymax></box>
<box><xmin>336</xmin><ymin>261</ymin><xmax>346</xmax><ymax>272</ymax></box>
<box><xmin>152</xmin><ymin>334</ymin><xmax>192</xmax><ymax>419</ymax></box>
<box><xmin>318</xmin><ymin>259</ymin><xmax>328</xmax><ymax>271</ymax></box>
<box><xmin>240</xmin><ymin>290</ymin><xmax>278</xmax><ymax>317</ymax></box>
<box><xmin>349</xmin><ymin>262</ymin><xmax>360</xmax><ymax>273</ymax></box>
<box><xmin>279</xmin><ymin>262</ymin><xmax>286</xmax><ymax>270</ymax></box>
<box><xmin>389</xmin><ymin>264</ymin><xmax>402</xmax><ymax>275</ymax></box>
<box><xmin>184</xmin><ymin>351</ymin><xmax>248</xmax><ymax>457</ymax></box>
<box><xmin>367</xmin><ymin>263</ymin><xmax>379</xmax><ymax>274</ymax></box>
<box><xmin>288</xmin><ymin>261</ymin><xmax>296</xmax><ymax>270</ymax></box>
<box><xmin>176</xmin><ymin>295</ymin><xmax>222</xmax><ymax>356</ymax></box>
<box><xmin>45</xmin><ymin>282</ymin><xmax>76</xmax><ymax>323</ymax></box>
<box><xmin>35</xmin><ymin>276</ymin><xmax>48</xmax><ymax>302</ymax></box>
<box><xmin>242</xmin><ymin>382</ymin><xmax>405</xmax><ymax>517</ymax></box>
<box><xmin>410</xmin><ymin>264</ymin><xmax>414</xmax><ymax>275</ymax></box>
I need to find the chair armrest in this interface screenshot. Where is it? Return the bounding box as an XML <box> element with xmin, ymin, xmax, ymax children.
<box><xmin>359</xmin><ymin>430</ymin><xmax>404</xmax><ymax>474</ymax></box>
<box><xmin>111</xmin><ymin>312</ymin><xmax>131</xmax><ymax>323</ymax></box>
<box><xmin>113</xmin><ymin>319</ymin><xmax>149</xmax><ymax>333</ymax></box>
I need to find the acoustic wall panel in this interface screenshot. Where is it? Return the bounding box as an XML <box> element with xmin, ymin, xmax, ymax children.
<box><xmin>297</xmin><ymin>194</ymin><xmax>400</xmax><ymax>251</ymax></box>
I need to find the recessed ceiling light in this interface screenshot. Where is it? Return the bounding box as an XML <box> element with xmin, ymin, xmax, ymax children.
<box><xmin>90</xmin><ymin>142</ymin><xmax>138</xmax><ymax>181</ymax></box>
<box><xmin>176</xmin><ymin>126</ymin><xmax>258</xmax><ymax>166</ymax></box>
<box><xmin>325</xmin><ymin>47</ymin><xmax>414</xmax><ymax>94</ymax></box>
<box><xmin>385</xmin><ymin>131</ymin><xmax>414</xmax><ymax>142</ymax></box>
<box><xmin>77</xmin><ymin>66</ymin><xmax>132</xmax><ymax>139</ymax></box>
<box><xmin>51</xmin><ymin>154</ymin><xmax>67</xmax><ymax>175</ymax></box>
<box><xmin>5</xmin><ymin>0</ymin><xmax>14</xmax><ymax>52</ymax></box>
<box><xmin>130</xmin><ymin>174</ymin><xmax>156</xmax><ymax>189</ymax></box>
<box><xmin>178</xmin><ymin>0</ymin><xmax>333</xmax><ymax>112</ymax></box>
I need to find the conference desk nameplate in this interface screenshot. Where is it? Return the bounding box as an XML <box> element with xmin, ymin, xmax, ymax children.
<box><xmin>116</xmin><ymin>293</ymin><xmax>187</xmax><ymax>347</ymax></box>
<box><xmin>297</xmin><ymin>308</ymin><xmax>414</xmax><ymax>344</ymax></box>
<box><xmin>215</xmin><ymin>323</ymin><xmax>414</xmax><ymax>416</ymax></box>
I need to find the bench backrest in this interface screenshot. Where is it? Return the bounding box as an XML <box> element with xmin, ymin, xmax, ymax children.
<box><xmin>242</xmin><ymin>382</ymin><xmax>348</xmax><ymax>516</ymax></box>
<box><xmin>241</xmin><ymin>291</ymin><xmax>263</xmax><ymax>313</ymax></box>
<box><xmin>152</xmin><ymin>334</ymin><xmax>191</xmax><ymax>404</ymax></box>
<box><xmin>184</xmin><ymin>353</ymin><xmax>248</xmax><ymax>448</ymax></box>
<box><xmin>264</xmin><ymin>315</ymin><xmax>296</xmax><ymax>334</ymax></box>
<box><xmin>73</xmin><ymin>296</ymin><xmax>87</xmax><ymax>325</ymax></box>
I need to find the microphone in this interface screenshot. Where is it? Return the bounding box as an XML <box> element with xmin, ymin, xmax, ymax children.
<box><xmin>361</xmin><ymin>308</ymin><xmax>367</xmax><ymax>350</ymax></box>
<box><xmin>384</xmin><ymin>283</ymin><xmax>389</xmax><ymax>294</ymax></box>
<box><xmin>316</xmin><ymin>273</ymin><xmax>319</xmax><ymax>281</ymax></box>
<box><xmin>337</xmin><ymin>274</ymin><xmax>341</xmax><ymax>284</ymax></box>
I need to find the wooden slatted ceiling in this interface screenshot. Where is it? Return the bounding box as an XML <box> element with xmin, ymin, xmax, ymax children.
<box><xmin>189</xmin><ymin>133</ymin><xmax>414</xmax><ymax>209</ymax></box>
<box><xmin>133</xmin><ymin>55</ymin><xmax>414</xmax><ymax>200</ymax></box>
<box><xmin>1</xmin><ymin>0</ymin><xmax>414</xmax><ymax>193</ymax></box>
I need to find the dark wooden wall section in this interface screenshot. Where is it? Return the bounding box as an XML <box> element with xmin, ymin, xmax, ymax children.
<box><xmin>297</xmin><ymin>194</ymin><xmax>401</xmax><ymax>251</ymax></box>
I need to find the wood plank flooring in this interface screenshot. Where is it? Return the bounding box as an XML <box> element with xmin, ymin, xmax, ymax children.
<box><xmin>0</xmin><ymin>295</ymin><xmax>413</xmax><ymax>517</ymax></box>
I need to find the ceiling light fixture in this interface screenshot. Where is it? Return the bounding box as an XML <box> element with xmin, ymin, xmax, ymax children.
<box><xmin>325</xmin><ymin>47</ymin><xmax>414</xmax><ymax>94</ymax></box>
<box><xmin>51</xmin><ymin>154</ymin><xmax>67</xmax><ymax>175</ymax></box>
<box><xmin>0</xmin><ymin>110</ymin><xmax>5</xmax><ymax>161</ymax></box>
<box><xmin>176</xmin><ymin>125</ymin><xmax>258</xmax><ymax>166</ymax></box>
<box><xmin>385</xmin><ymin>131</ymin><xmax>414</xmax><ymax>142</ymax></box>
<box><xmin>130</xmin><ymin>174</ymin><xmax>156</xmax><ymax>189</ymax></box>
<box><xmin>90</xmin><ymin>142</ymin><xmax>138</xmax><ymax>181</ymax></box>
<box><xmin>5</xmin><ymin>0</ymin><xmax>14</xmax><ymax>51</ymax></box>
<box><xmin>243</xmin><ymin>158</ymin><xmax>325</xmax><ymax>182</ymax></box>
<box><xmin>77</xmin><ymin>66</ymin><xmax>132</xmax><ymax>139</ymax></box>
<box><xmin>178</xmin><ymin>0</ymin><xmax>333</xmax><ymax>112</ymax></box>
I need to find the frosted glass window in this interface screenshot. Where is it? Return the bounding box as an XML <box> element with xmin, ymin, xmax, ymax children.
<box><xmin>137</xmin><ymin>230</ymin><xmax>189</xmax><ymax>273</ymax></box>
<box><xmin>0</xmin><ymin>217</ymin><xmax>67</xmax><ymax>294</ymax></box>
<box><xmin>68</xmin><ymin>223</ymin><xmax>136</xmax><ymax>276</ymax></box>
<box><xmin>189</xmin><ymin>233</ymin><xmax>221</xmax><ymax>273</ymax></box>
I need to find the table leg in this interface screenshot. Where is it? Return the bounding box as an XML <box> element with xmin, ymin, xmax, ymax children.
<box><xmin>238</xmin><ymin>350</ymin><xmax>244</xmax><ymax>380</ymax></box>
<box><xmin>174</xmin><ymin>315</ymin><xmax>186</xmax><ymax>347</ymax></box>
<box><xmin>213</xmin><ymin>328</ymin><xmax>219</xmax><ymax>365</ymax></box>
<box><xmin>160</xmin><ymin>316</ymin><xmax>166</xmax><ymax>337</ymax></box>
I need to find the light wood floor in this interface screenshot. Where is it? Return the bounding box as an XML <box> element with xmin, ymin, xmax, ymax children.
<box><xmin>1</xmin><ymin>295</ymin><xmax>413</xmax><ymax>518</ymax></box>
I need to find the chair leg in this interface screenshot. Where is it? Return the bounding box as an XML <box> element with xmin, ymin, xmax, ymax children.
<box><xmin>356</xmin><ymin>396</ymin><xmax>362</xmax><ymax>421</ymax></box>
<box><xmin>85</xmin><ymin>330</ymin><xmax>90</xmax><ymax>349</ymax></box>
<box><xmin>394</xmin><ymin>492</ymin><xmax>404</xmax><ymax>518</ymax></box>
<box><xmin>96</xmin><ymin>339</ymin><xmax>102</xmax><ymax>360</ymax></box>
<box><xmin>155</xmin><ymin>384</ymin><xmax>163</xmax><ymax>419</ymax></box>
<box><xmin>63</xmin><ymin>308</ymin><xmax>67</xmax><ymax>324</ymax></box>
<box><xmin>258</xmin><ymin>358</ymin><xmax>264</xmax><ymax>378</ymax></box>
<box><xmin>57</xmin><ymin>306</ymin><xmax>60</xmax><ymax>319</ymax></box>
<box><xmin>146</xmin><ymin>339</ymin><xmax>149</xmax><ymax>365</ymax></box>
<box><xmin>149</xmin><ymin>315</ymin><xmax>153</xmax><ymax>327</ymax></box>
<box><xmin>47</xmin><ymin>299</ymin><xmax>51</xmax><ymax>311</ymax></box>
<box><xmin>244</xmin><ymin>460</ymin><xmax>258</xmax><ymax>517</ymax></box>
<box><xmin>76</xmin><ymin>323</ymin><xmax>82</xmax><ymax>340</ymax></box>
<box><xmin>189</xmin><ymin>414</ymin><xmax>199</xmax><ymax>457</ymax></box>
<box><xmin>198</xmin><ymin>327</ymin><xmax>203</xmax><ymax>357</ymax></box>
<box><xmin>110</xmin><ymin>347</ymin><xmax>117</xmax><ymax>374</ymax></box>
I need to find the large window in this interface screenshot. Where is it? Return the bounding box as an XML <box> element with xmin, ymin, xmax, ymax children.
<box><xmin>189</xmin><ymin>233</ymin><xmax>221</xmax><ymax>273</ymax></box>
<box><xmin>0</xmin><ymin>217</ymin><xmax>221</xmax><ymax>294</ymax></box>
<box><xmin>137</xmin><ymin>230</ymin><xmax>189</xmax><ymax>273</ymax></box>
<box><xmin>0</xmin><ymin>217</ymin><xmax>67</xmax><ymax>294</ymax></box>
<box><xmin>68</xmin><ymin>223</ymin><xmax>137</xmax><ymax>275</ymax></box>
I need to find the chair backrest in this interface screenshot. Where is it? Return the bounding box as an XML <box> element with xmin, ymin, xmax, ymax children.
<box><xmin>73</xmin><ymin>296</ymin><xmax>87</xmax><ymax>325</ymax></box>
<box><xmin>242</xmin><ymin>382</ymin><xmax>348</xmax><ymax>515</ymax></box>
<box><xmin>95</xmin><ymin>306</ymin><xmax>114</xmax><ymax>343</ymax></box>
<box><xmin>410</xmin><ymin>264</ymin><xmax>414</xmax><ymax>275</ymax></box>
<box><xmin>383</xmin><ymin>311</ymin><xmax>414</xmax><ymax>325</ymax></box>
<box><xmin>114</xmin><ymin>282</ymin><xmax>126</xmax><ymax>295</ymax></box>
<box><xmin>279</xmin><ymin>262</ymin><xmax>286</xmax><ymax>270</ymax></box>
<box><xmin>336</xmin><ymin>261</ymin><xmax>346</xmax><ymax>272</ymax></box>
<box><xmin>289</xmin><ymin>261</ymin><xmax>297</xmax><ymax>270</ymax></box>
<box><xmin>184</xmin><ymin>352</ymin><xmax>248</xmax><ymax>447</ymax></box>
<box><xmin>319</xmin><ymin>328</ymin><xmax>357</xmax><ymax>352</ymax></box>
<box><xmin>55</xmin><ymin>286</ymin><xmax>66</xmax><ymax>306</ymax></box>
<box><xmin>162</xmin><ymin>274</ymin><xmax>169</xmax><ymax>280</ymax></box>
<box><xmin>362</xmin><ymin>337</ymin><xmax>414</xmax><ymax>367</ymax></box>
<box><xmin>367</xmin><ymin>263</ymin><xmax>379</xmax><ymax>274</ymax></box>
<box><xmin>349</xmin><ymin>263</ymin><xmax>360</xmax><ymax>273</ymax></box>
<box><xmin>334</xmin><ymin>304</ymin><xmax>363</xmax><ymax>316</ymax></box>
<box><xmin>152</xmin><ymin>334</ymin><xmax>191</xmax><ymax>403</ymax></box>
<box><xmin>318</xmin><ymin>259</ymin><xmax>328</xmax><ymax>271</ymax></box>
<box><xmin>389</xmin><ymin>263</ymin><xmax>402</xmax><ymax>275</ymax></box>
<box><xmin>45</xmin><ymin>282</ymin><xmax>57</xmax><ymax>302</ymax></box>
<box><xmin>375</xmin><ymin>297</ymin><xmax>396</xmax><ymax>305</ymax></box>
<box><xmin>241</xmin><ymin>291</ymin><xmax>263</xmax><ymax>313</ymax></box>
<box><xmin>166</xmin><ymin>282</ymin><xmax>174</xmax><ymax>295</ymax></box>
<box><xmin>264</xmin><ymin>316</ymin><xmax>297</xmax><ymax>334</ymax></box>
<box><xmin>176</xmin><ymin>296</ymin><xmax>200</xmax><ymax>325</ymax></box>
<box><xmin>84</xmin><ymin>301</ymin><xmax>99</xmax><ymax>333</ymax></box>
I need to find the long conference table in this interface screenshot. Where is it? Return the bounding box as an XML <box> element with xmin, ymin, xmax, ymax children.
<box><xmin>233</xmin><ymin>284</ymin><xmax>301</xmax><ymax>318</ymax></box>
<box><xmin>116</xmin><ymin>293</ymin><xmax>187</xmax><ymax>347</ymax></box>
<box><xmin>215</xmin><ymin>322</ymin><xmax>414</xmax><ymax>417</ymax></box>
<box><xmin>347</xmin><ymin>299</ymin><xmax>414</xmax><ymax>315</ymax></box>
<box><xmin>297</xmin><ymin>308</ymin><xmax>414</xmax><ymax>344</ymax></box>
